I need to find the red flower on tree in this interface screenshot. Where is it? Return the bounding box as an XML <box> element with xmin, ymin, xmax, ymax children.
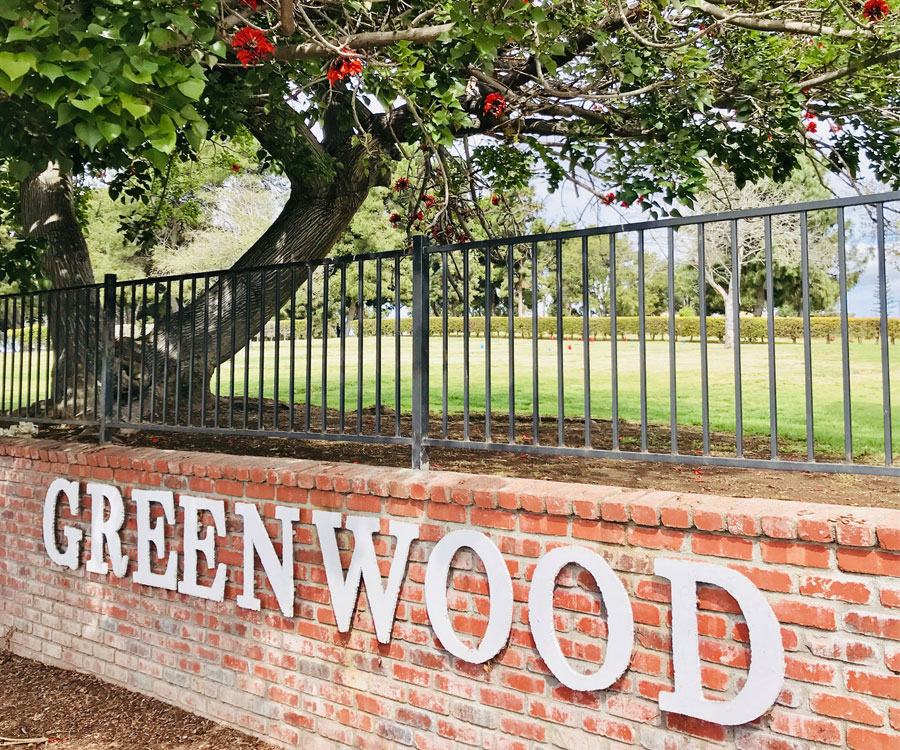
<box><xmin>483</xmin><ymin>93</ymin><xmax>507</xmax><ymax>117</ymax></box>
<box><xmin>806</xmin><ymin>121</ymin><xmax>817</xmax><ymax>133</ymax></box>
<box><xmin>231</xmin><ymin>163</ymin><xmax>241</xmax><ymax>172</ymax></box>
<box><xmin>491</xmin><ymin>194</ymin><xmax>501</xmax><ymax>206</ymax></box>
<box><xmin>393</xmin><ymin>177</ymin><xmax>409</xmax><ymax>191</ymax></box>
<box><xmin>862</xmin><ymin>0</ymin><xmax>890</xmax><ymax>21</ymax></box>
<box><xmin>326</xmin><ymin>51</ymin><xmax>363</xmax><ymax>86</ymax></box>
<box><xmin>422</xmin><ymin>194</ymin><xmax>436</xmax><ymax>208</ymax></box>
<box><xmin>389</xmin><ymin>213</ymin><xmax>402</xmax><ymax>225</ymax></box>
<box><xmin>601</xmin><ymin>192</ymin><xmax>616</xmax><ymax>206</ymax></box>
<box><xmin>241</xmin><ymin>0</ymin><xmax>258</xmax><ymax>11</ymax></box>
<box><xmin>232</xmin><ymin>27</ymin><xmax>274</xmax><ymax>67</ymax></box>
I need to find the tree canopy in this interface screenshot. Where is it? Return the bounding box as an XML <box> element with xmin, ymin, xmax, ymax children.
<box><xmin>2</xmin><ymin>1</ymin><xmax>899</xmax><ymax>226</ymax></box>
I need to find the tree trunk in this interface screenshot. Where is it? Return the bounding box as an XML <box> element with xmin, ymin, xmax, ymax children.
<box><xmin>20</xmin><ymin>163</ymin><xmax>99</xmax><ymax>417</ymax></box>
<box><xmin>129</xmin><ymin>145</ymin><xmax>378</xmax><ymax>419</ymax></box>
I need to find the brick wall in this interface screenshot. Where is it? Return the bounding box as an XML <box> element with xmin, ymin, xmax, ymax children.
<box><xmin>0</xmin><ymin>438</ymin><xmax>898</xmax><ymax>750</ymax></box>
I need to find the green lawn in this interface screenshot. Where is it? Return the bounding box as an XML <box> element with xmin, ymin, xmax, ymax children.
<box><xmin>217</xmin><ymin>336</ymin><xmax>900</xmax><ymax>461</ymax></box>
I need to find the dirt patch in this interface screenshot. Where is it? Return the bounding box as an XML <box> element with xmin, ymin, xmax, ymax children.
<box><xmin>27</xmin><ymin>401</ymin><xmax>899</xmax><ymax>509</ymax></box>
<box><xmin>0</xmin><ymin>653</ymin><xmax>274</xmax><ymax>749</ymax></box>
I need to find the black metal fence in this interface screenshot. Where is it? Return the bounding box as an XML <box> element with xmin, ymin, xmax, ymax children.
<box><xmin>1</xmin><ymin>192</ymin><xmax>898</xmax><ymax>476</ymax></box>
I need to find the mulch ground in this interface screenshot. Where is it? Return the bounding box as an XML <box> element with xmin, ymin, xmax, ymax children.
<box><xmin>0</xmin><ymin>653</ymin><xmax>274</xmax><ymax>749</ymax></box>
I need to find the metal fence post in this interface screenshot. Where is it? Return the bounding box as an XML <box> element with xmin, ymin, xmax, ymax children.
<box><xmin>411</xmin><ymin>235</ymin><xmax>430</xmax><ymax>470</ymax></box>
<box><xmin>98</xmin><ymin>274</ymin><xmax>117</xmax><ymax>444</ymax></box>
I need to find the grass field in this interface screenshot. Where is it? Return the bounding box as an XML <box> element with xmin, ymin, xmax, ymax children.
<box><xmin>216</xmin><ymin>336</ymin><xmax>900</xmax><ymax>460</ymax></box>
<box><xmin>0</xmin><ymin>336</ymin><xmax>895</xmax><ymax>460</ymax></box>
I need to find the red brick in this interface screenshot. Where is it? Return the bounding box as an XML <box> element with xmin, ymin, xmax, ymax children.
<box><xmin>844</xmin><ymin>611</ymin><xmax>900</xmax><ymax>640</ymax></box>
<box><xmin>809</xmin><ymin>692</ymin><xmax>884</xmax><ymax>727</ymax></box>
<box><xmin>846</xmin><ymin>670</ymin><xmax>900</xmax><ymax>699</ymax></box>
<box><xmin>572</xmin><ymin>519</ymin><xmax>625</xmax><ymax>544</ymax></box>
<box><xmin>876</xmin><ymin>523</ymin><xmax>900</xmax><ymax>550</ymax></box>
<box><xmin>626</xmin><ymin>526</ymin><xmax>684</xmax><ymax>550</ymax></box>
<box><xmin>761</xmin><ymin>540</ymin><xmax>830</xmax><ymax>568</ymax></box>
<box><xmin>771</xmin><ymin>600</ymin><xmax>836</xmax><ymax>630</ymax></box>
<box><xmin>769</xmin><ymin>712</ymin><xmax>842</xmax><ymax>745</ymax></box>
<box><xmin>838</xmin><ymin>548</ymin><xmax>900</xmax><ymax>576</ymax></box>
<box><xmin>519</xmin><ymin>513</ymin><xmax>567</xmax><ymax>536</ymax></box>
<box><xmin>582</xmin><ymin>716</ymin><xmax>634</xmax><ymax>743</ymax></box>
<box><xmin>835</xmin><ymin>519</ymin><xmax>876</xmax><ymax>546</ymax></box>
<box><xmin>847</xmin><ymin>727</ymin><xmax>897</xmax><ymax>750</ymax></box>
<box><xmin>800</xmin><ymin>576</ymin><xmax>871</xmax><ymax>604</ymax></box>
<box><xmin>665</xmin><ymin>713</ymin><xmax>726</xmax><ymax>742</ymax></box>
<box><xmin>692</xmin><ymin>533</ymin><xmax>753</xmax><ymax>560</ymax></box>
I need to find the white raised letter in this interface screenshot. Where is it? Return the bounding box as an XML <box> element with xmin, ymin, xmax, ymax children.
<box><xmin>133</xmin><ymin>489</ymin><xmax>178</xmax><ymax>591</ymax></box>
<box><xmin>655</xmin><ymin>558</ymin><xmax>785</xmax><ymax>725</ymax></box>
<box><xmin>85</xmin><ymin>482</ymin><xmax>128</xmax><ymax>577</ymax></box>
<box><xmin>236</xmin><ymin>502</ymin><xmax>299</xmax><ymax>617</ymax></box>
<box><xmin>314</xmin><ymin>510</ymin><xmax>419</xmax><ymax>643</ymax></box>
<box><xmin>424</xmin><ymin>530</ymin><xmax>512</xmax><ymax>663</ymax></box>
<box><xmin>178</xmin><ymin>495</ymin><xmax>227</xmax><ymax>602</ymax></box>
<box><xmin>529</xmin><ymin>545</ymin><xmax>634</xmax><ymax>691</ymax></box>
<box><xmin>42</xmin><ymin>478</ymin><xmax>82</xmax><ymax>570</ymax></box>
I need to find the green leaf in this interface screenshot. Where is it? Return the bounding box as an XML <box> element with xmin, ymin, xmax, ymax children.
<box><xmin>0</xmin><ymin>51</ymin><xmax>36</xmax><ymax>80</ymax></box>
<box><xmin>75</xmin><ymin>121</ymin><xmax>103</xmax><ymax>149</ymax></box>
<box><xmin>148</xmin><ymin>114</ymin><xmax>176</xmax><ymax>153</ymax></box>
<box><xmin>176</xmin><ymin>78</ymin><xmax>205</xmax><ymax>100</ymax></box>
<box><xmin>36</xmin><ymin>62</ymin><xmax>64</xmax><ymax>81</ymax></box>
<box><xmin>64</xmin><ymin>65</ymin><xmax>91</xmax><ymax>85</ymax></box>
<box><xmin>119</xmin><ymin>92</ymin><xmax>151</xmax><ymax>119</ymax></box>
<box><xmin>35</xmin><ymin>85</ymin><xmax>66</xmax><ymax>108</ymax></box>
<box><xmin>97</xmin><ymin>118</ymin><xmax>122</xmax><ymax>142</ymax></box>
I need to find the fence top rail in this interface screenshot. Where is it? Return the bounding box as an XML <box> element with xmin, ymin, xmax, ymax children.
<box><xmin>428</xmin><ymin>190</ymin><xmax>900</xmax><ymax>252</ymax></box>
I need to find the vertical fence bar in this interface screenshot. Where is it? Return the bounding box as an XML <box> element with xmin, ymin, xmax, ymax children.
<box><xmin>375</xmin><ymin>259</ymin><xmax>382</xmax><ymax>436</ymax></box>
<box><xmin>258</xmin><ymin>271</ymin><xmax>266</xmax><ymax>430</ymax></box>
<box><xmin>463</xmin><ymin>248</ymin><xmax>470</xmax><ymax>442</ymax></box>
<box><xmin>45</xmin><ymin>294</ymin><xmax>53</xmax><ymax>416</ymax></box>
<box><xmin>609</xmin><ymin>234</ymin><xmax>619</xmax><ymax>451</ymax></box>
<box><xmin>357</xmin><ymin>259</ymin><xmax>364</xmax><ymax>435</ymax></box>
<box><xmin>187</xmin><ymin>280</ymin><xmax>196</xmax><ymax>427</ymax></box>
<box><xmin>394</xmin><ymin>256</ymin><xmax>400</xmax><ymax>438</ymax></box>
<box><xmin>508</xmin><ymin>244</ymin><xmax>515</xmax><ymax>444</ymax></box>
<box><xmin>876</xmin><ymin>203</ymin><xmax>893</xmax><ymax>465</ymax></box>
<box><xmin>764</xmin><ymin>216</ymin><xmax>778</xmax><ymax>460</ymax></box>
<box><xmin>322</xmin><ymin>263</ymin><xmax>329</xmax><ymax>433</ymax></box>
<box><xmin>411</xmin><ymin>236</ymin><xmax>429</xmax><ymax>469</ymax></box>
<box><xmin>243</xmin><ymin>274</ymin><xmax>251</xmax><ymax>429</ymax></box>
<box><xmin>2</xmin><ymin>296</ymin><xmax>9</xmax><ymax>413</ymax></box>
<box><xmin>14</xmin><ymin>294</ymin><xmax>23</xmax><ymax>412</ymax></box>
<box><xmin>128</xmin><ymin>285</ymin><xmax>137</xmax><ymax>423</ymax></box>
<box><xmin>201</xmin><ymin>277</ymin><xmax>209</xmax><ymax>428</ymax></box>
<box><xmin>229</xmin><ymin>275</ymin><xmax>237</xmax><ymax>429</ymax></box>
<box><xmin>162</xmin><ymin>281</ymin><xmax>171</xmax><ymax>425</ymax></box>
<box><xmin>274</xmin><ymin>270</ymin><xmax>282</xmax><ymax>431</ymax></box>
<box><xmin>582</xmin><ymin>236</ymin><xmax>591</xmax><ymax>448</ymax></box>
<box><xmin>531</xmin><ymin>242</ymin><xmax>539</xmax><ymax>445</ymax></box>
<box><xmin>731</xmin><ymin>220</ymin><xmax>744</xmax><ymax>457</ymax></box>
<box><xmin>289</xmin><ymin>266</ymin><xmax>296</xmax><ymax>432</ymax></box>
<box><xmin>98</xmin><ymin>274</ymin><xmax>117</xmax><ymax>443</ymax></box>
<box><xmin>174</xmin><ymin>279</ymin><xmax>184</xmax><ymax>426</ymax></box>
<box><xmin>34</xmin><ymin>293</ymin><xmax>42</xmax><ymax>418</ymax></box>
<box><xmin>139</xmin><ymin>283</ymin><xmax>148</xmax><ymax>424</ymax></box>
<box><xmin>555</xmin><ymin>239</ymin><xmax>564</xmax><ymax>446</ymax></box>
<box><xmin>484</xmin><ymin>247</ymin><xmax>492</xmax><ymax>443</ymax></box>
<box><xmin>638</xmin><ymin>231</ymin><xmax>648</xmax><ymax>452</ymax></box>
<box><xmin>151</xmin><ymin>284</ymin><xmax>160</xmax><ymax>423</ymax></box>
<box><xmin>71</xmin><ymin>292</ymin><xmax>78</xmax><ymax>418</ymax></box>
<box><xmin>26</xmin><ymin>294</ymin><xmax>34</xmax><ymax>416</ymax></box>
<box><xmin>667</xmin><ymin>227</ymin><xmax>677</xmax><ymax>455</ymax></box>
<box><xmin>214</xmin><ymin>280</ymin><xmax>221</xmax><ymax>428</ymax></box>
<box><xmin>442</xmin><ymin>251</ymin><xmax>449</xmax><ymax>439</ymax></box>
<box><xmin>339</xmin><ymin>263</ymin><xmax>347</xmax><ymax>434</ymax></box>
<box><xmin>305</xmin><ymin>265</ymin><xmax>313</xmax><ymax>432</ymax></box>
<box><xmin>800</xmin><ymin>212</ymin><xmax>814</xmax><ymax>461</ymax></box>
<box><xmin>836</xmin><ymin>208</ymin><xmax>852</xmax><ymax>462</ymax></box>
<box><xmin>92</xmin><ymin>288</ymin><xmax>100</xmax><ymax>419</ymax></box>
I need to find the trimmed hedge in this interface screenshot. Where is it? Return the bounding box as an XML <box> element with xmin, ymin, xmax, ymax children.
<box><xmin>357</xmin><ymin>316</ymin><xmax>899</xmax><ymax>343</ymax></box>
